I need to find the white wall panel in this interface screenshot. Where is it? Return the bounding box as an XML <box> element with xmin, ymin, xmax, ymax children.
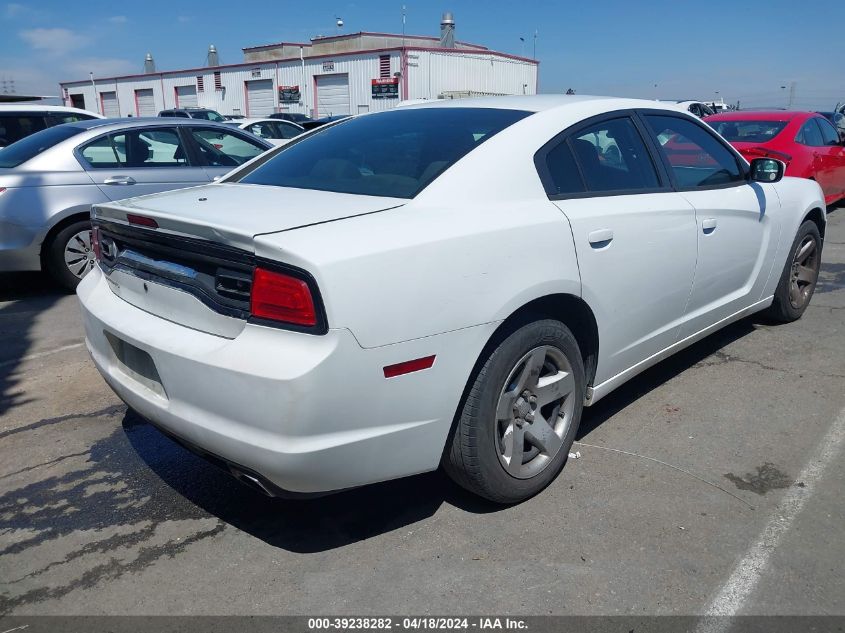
<box><xmin>63</xmin><ymin>50</ymin><xmax>537</xmax><ymax>119</ymax></box>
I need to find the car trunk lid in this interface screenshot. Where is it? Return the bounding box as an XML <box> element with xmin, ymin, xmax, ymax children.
<box><xmin>93</xmin><ymin>182</ymin><xmax>405</xmax><ymax>251</ymax></box>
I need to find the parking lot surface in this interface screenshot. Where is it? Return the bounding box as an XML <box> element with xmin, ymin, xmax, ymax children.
<box><xmin>1</xmin><ymin>205</ymin><xmax>844</xmax><ymax>616</ymax></box>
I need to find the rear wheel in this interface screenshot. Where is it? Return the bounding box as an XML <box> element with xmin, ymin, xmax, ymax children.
<box><xmin>443</xmin><ymin>319</ymin><xmax>585</xmax><ymax>503</ymax></box>
<box><xmin>766</xmin><ymin>220</ymin><xmax>821</xmax><ymax>322</ymax></box>
<box><xmin>45</xmin><ymin>220</ymin><xmax>95</xmax><ymax>291</ymax></box>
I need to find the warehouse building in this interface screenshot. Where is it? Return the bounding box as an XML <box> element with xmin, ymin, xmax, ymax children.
<box><xmin>59</xmin><ymin>13</ymin><xmax>538</xmax><ymax>119</ymax></box>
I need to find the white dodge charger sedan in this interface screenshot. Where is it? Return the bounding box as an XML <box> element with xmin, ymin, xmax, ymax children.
<box><xmin>77</xmin><ymin>96</ymin><xmax>825</xmax><ymax>503</ymax></box>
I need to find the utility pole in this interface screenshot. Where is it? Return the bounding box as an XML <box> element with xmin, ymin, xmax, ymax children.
<box><xmin>533</xmin><ymin>29</ymin><xmax>537</xmax><ymax>60</ymax></box>
<box><xmin>787</xmin><ymin>81</ymin><xmax>796</xmax><ymax>109</ymax></box>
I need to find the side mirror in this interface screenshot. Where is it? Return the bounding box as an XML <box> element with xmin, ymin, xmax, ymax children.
<box><xmin>749</xmin><ymin>157</ymin><xmax>785</xmax><ymax>183</ymax></box>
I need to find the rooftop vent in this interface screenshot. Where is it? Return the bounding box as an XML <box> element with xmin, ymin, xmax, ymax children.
<box><xmin>440</xmin><ymin>12</ymin><xmax>455</xmax><ymax>48</ymax></box>
<box><xmin>207</xmin><ymin>44</ymin><xmax>220</xmax><ymax>67</ymax></box>
<box><xmin>143</xmin><ymin>53</ymin><xmax>155</xmax><ymax>73</ymax></box>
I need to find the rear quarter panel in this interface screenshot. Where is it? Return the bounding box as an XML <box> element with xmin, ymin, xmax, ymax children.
<box><xmin>256</xmin><ymin>200</ymin><xmax>581</xmax><ymax>349</ymax></box>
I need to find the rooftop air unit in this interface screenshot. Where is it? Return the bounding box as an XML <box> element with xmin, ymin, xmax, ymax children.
<box><xmin>143</xmin><ymin>53</ymin><xmax>155</xmax><ymax>73</ymax></box>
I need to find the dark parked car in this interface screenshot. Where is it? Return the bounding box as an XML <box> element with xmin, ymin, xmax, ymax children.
<box><xmin>0</xmin><ymin>105</ymin><xmax>102</xmax><ymax>149</ymax></box>
<box><xmin>269</xmin><ymin>112</ymin><xmax>312</xmax><ymax>124</ymax></box>
<box><xmin>158</xmin><ymin>107</ymin><xmax>226</xmax><ymax>122</ymax></box>
<box><xmin>300</xmin><ymin>115</ymin><xmax>351</xmax><ymax>130</ymax></box>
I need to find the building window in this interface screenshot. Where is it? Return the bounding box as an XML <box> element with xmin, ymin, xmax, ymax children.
<box><xmin>379</xmin><ymin>55</ymin><xmax>391</xmax><ymax>78</ymax></box>
<box><xmin>197</xmin><ymin>76</ymin><xmax>204</xmax><ymax>92</ymax></box>
<box><xmin>214</xmin><ymin>71</ymin><xmax>222</xmax><ymax>91</ymax></box>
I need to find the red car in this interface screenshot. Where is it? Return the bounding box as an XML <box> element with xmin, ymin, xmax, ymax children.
<box><xmin>705</xmin><ymin>111</ymin><xmax>845</xmax><ymax>205</ymax></box>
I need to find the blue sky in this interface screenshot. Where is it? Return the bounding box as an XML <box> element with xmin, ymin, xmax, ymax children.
<box><xmin>1</xmin><ymin>0</ymin><xmax>843</xmax><ymax>110</ymax></box>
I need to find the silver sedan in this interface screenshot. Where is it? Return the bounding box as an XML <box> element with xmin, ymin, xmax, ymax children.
<box><xmin>0</xmin><ymin>118</ymin><xmax>273</xmax><ymax>288</ymax></box>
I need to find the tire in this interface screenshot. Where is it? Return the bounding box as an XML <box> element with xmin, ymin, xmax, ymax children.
<box><xmin>765</xmin><ymin>220</ymin><xmax>822</xmax><ymax>323</ymax></box>
<box><xmin>44</xmin><ymin>219</ymin><xmax>95</xmax><ymax>291</ymax></box>
<box><xmin>443</xmin><ymin>318</ymin><xmax>586</xmax><ymax>504</ymax></box>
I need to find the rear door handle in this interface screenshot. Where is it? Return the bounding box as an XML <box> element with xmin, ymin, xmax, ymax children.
<box><xmin>702</xmin><ymin>218</ymin><xmax>717</xmax><ymax>233</ymax></box>
<box><xmin>588</xmin><ymin>228</ymin><xmax>614</xmax><ymax>246</ymax></box>
<box><xmin>103</xmin><ymin>176</ymin><xmax>136</xmax><ymax>185</ymax></box>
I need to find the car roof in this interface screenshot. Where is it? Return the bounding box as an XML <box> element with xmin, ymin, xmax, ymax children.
<box><xmin>61</xmin><ymin>117</ymin><xmax>241</xmax><ymax>131</ymax></box>
<box><xmin>160</xmin><ymin>107</ymin><xmax>217</xmax><ymax>112</ymax></box>
<box><xmin>705</xmin><ymin>111</ymin><xmax>813</xmax><ymax>122</ymax></box>
<box><xmin>397</xmin><ymin>94</ymin><xmax>680</xmax><ymax>114</ymax></box>
<box><xmin>0</xmin><ymin>104</ymin><xmax>103</xmax><ymax>116</ymax></box>
<box><xmin>234</xmin><ymin>117</ymin><xmax>304</xmax><ymax>126</ymax></box>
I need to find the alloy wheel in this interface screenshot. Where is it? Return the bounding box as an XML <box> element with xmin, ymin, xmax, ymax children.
<box><xmin>64</xmin><ymin>229</ymin><xmax>96</xmax><ymax>279</ymax></box>
<box><xmin>495</xmin><ymin>345</ymin><xmax>577</xmax><ymax>479</ymax></box>
<box><xmin>788</xmin><ymin>234</ymin><xmax>820</xmax><ymax>309</ymax></box>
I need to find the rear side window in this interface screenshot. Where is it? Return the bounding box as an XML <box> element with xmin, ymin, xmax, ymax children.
<box><xmin>0</xmin><ymin>124</ymin><xmax>84</xmax><ymax>168</ymax></box>
<box><xmin>570</xmin><ymin>118</ymin><xmax>660</xmax><ymax>192</ymax></box>
<box><xmin>48</xmin><ymin>113</ymin><xmax>97</xmax><ymax>125</ymax></box>
<box><xmin>815</xmin><ymin>118</ymin><xmax>840</xmax><ymax>146</ymax></box>
<box><xmin>544</xmin><ymin>142</ymin><xmax>585</xmax><ymax>195</ymax></box>
<box><xmin>237</xmin><ymin>108</ymin><xmax>531</xmax><ymax>198</ymax></box>
<box><xmin>796</xmin><ymin>120</ymin><xmax>824</xmax><ymax>147</ymax></box>
<box><xmin>644</xmin><ymin>114</ymin><xmax>744</xmax><ymax>188</ymax></box>
<box><xmin>80</xmin><ymin>128</ymin><xmax>190</xmax><ymax>168</ymax></box>
<box><xmin>0</xmin><ymin>114</ymin><xmax>47</xmax><ymax>146</ymax></box>
<box><xmin>276</xmin><ymin>121</ymin><xmax>303</xmax><ymax>139</ymax></box>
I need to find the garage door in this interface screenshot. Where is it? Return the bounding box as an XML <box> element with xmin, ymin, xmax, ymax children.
<box><xmin>246</xmin><ymin>79</ymin><xmax>274</xmax><ymax>116</ymax></box>
<box><xmin>100</xmin><ymin>92</ymin><xmax>119</xmax><ymax>117</ymax></box>
<box><xmin>135</xmin><ymin>89</ymin><xmax>156</xmax><ymax>117</ymax></box>
<box><xmin>316</xmin><ymin>74</ymin><xmax>350</xmax><ymax>117</ymax></box>
<box><xmin>175</xmin><ymin>85</ymin><xmax>197</xmax><ymax>108</ymax></box>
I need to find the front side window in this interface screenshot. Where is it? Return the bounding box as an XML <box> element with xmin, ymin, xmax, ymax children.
<box><xmin>796</xmin><ymin>120</ymin><xmax>824</xmax><ymax>147</ymax></box>
<box><xmin>189</xmin><ymin>127</ymin><xmax>267</xmax><ymax>166</ymax></box>
<box><xmin>644</xmin><ymin>114</ymin><xmax>744</xmax><ymax>188</ymax></box>
<box><xmin>568</xmin><ymin>117</ymin><xmax>660</xmax><ymax>193</ymax></box>
<box><xmin>709</xmin><ymin>119</ymin><xmax>788</xmax><ymax>143</ymax></box>
<box><xmin>80</xmin><ymin>128</ymin><xmax>189</xmax><ymax>168</ymax></box>
<box><xmin>236</xmin><ymin>108</ymin><xmax>531</xmax><ymax>198</ymax></box>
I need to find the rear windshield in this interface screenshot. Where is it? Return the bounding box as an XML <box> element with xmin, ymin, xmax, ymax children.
<box><xmin>709</xmin><ymin>120</ymin><xmax>788</xmax><ymax>143</ymax></box>
<box><xmin>0</xmin><ymin>124</ymin><xmax>85</xmax><ymax>168</ymax></box>
<box><xmin>236</xmin><ymin>107</ymin><xmax>532</xmax><ymax>198</ymax></box>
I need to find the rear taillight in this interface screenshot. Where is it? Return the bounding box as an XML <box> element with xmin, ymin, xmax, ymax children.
<box><xmin>743</xmin><ymin>146</ymin><xmax>792</xmax><ymax>164</ymax></box>
<box><xmin>0</xmin><ymin>187</ymin><xmax>6</xmax><ymax>195</ymax></box>
<box><xmin>251</xmin><ymin>267</ymin><xmax>317</xmax><ymax>327</ymax></box>
<box><xmin>91</xmin><ymin>226</ymin><xmax>102</xmax><ymax>261</ymax></box>
<box><xmin>126</xmin><ymin>213</ymin><xmax>159</xmax><ymax>228</ymax></box>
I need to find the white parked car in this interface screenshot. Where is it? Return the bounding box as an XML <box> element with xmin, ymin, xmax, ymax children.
<box><xmin>78</xmin><ymin>96</ymin><xmax>826</xmax><ymax>503</ymax></box>
<box><xmin>223</xmin><ymin>118</ymin><xmax>305</xmax><ymax>146</ymax></box>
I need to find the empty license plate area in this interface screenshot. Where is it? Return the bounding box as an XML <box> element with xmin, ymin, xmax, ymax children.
<box><xmin>104</xmin><ymin>331</ymin><xmax>168</xmax><ymax>400</ymax></box>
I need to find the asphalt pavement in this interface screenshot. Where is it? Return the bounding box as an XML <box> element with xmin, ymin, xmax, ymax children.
<box><xmin>1</xmin><ymin>204</ymin><xmax>843</xmax><ymax>616</ymax></box>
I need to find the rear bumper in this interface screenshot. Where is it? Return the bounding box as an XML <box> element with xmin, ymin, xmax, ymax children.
<box><xmin>77</xmin><ymin>266</ymin><xmax>492</xmax><ymax>494</ymax></box>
